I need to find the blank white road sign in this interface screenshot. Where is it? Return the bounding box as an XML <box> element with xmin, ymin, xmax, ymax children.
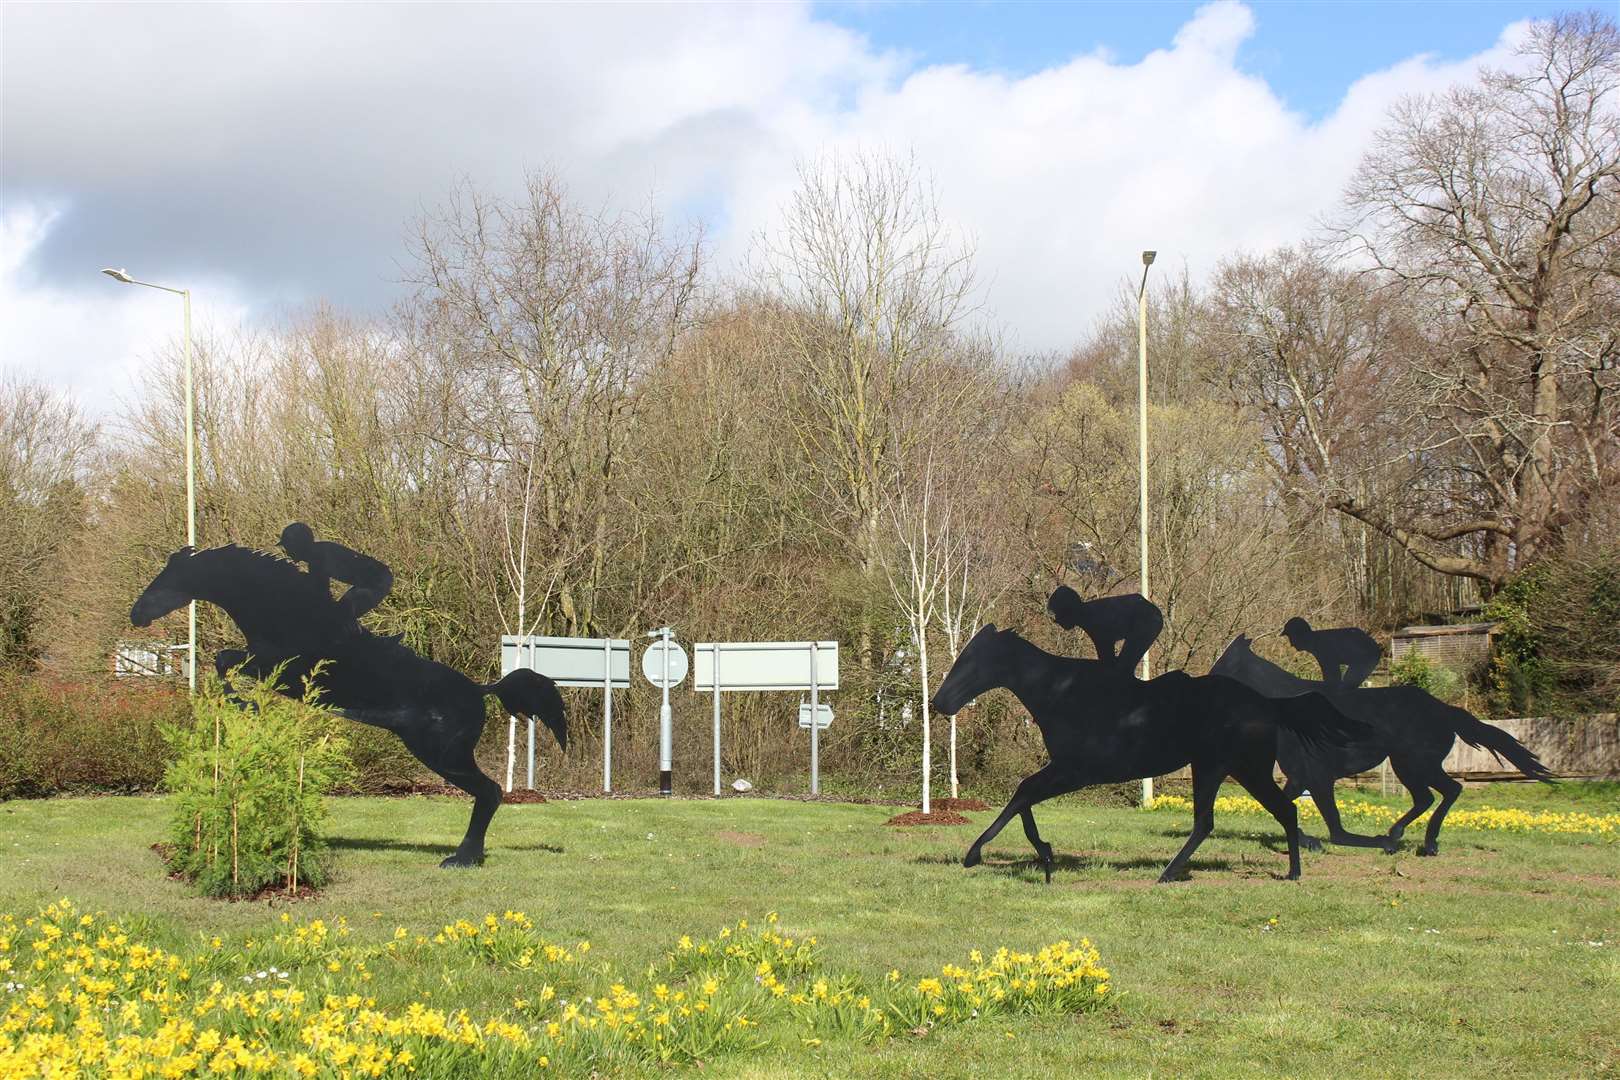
<box><xmin>797</xmin><ymin>702</ymin><xmax>833</xmax><ymax>730</ymax></box>
<box><xmin>501</xmin><ymin>635</ymin><xmax>630</xmax><ymax>688</ymax></box>
<box><xmin>692</xmin><ymin>641</ymin><xmax>840</xmax><ymax>692</ymax></box>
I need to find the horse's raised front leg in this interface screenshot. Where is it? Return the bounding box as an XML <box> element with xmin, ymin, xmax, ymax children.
<box><xmin>1310</xmin><ymin>782</ymin><xmax>1398</xmax><ymax>854</ymax></box>
<box><xmin>965</xmin><ymin>764</ymin><xmax>1060</xmax><ymax>871</ymax></box>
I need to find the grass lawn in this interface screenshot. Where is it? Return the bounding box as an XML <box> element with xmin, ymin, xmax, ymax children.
<box><xmin>2</xmin><ymin>785</ymin><xmax>1616</xmax><ymax>1078</ymax></box>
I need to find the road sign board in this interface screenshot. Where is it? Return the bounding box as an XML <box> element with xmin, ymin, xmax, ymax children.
<box><xmin>692</xmin><ymin>641</ymin><xmax>839</xmax><ymax>691</ymax></box>
<box><xmin>642</xmin><ymin>638</ymin><xmax>689</xmax><ymax>688</ymax></box>
<box><xmin>501</xmin><ymin>635</ymin><xmax>630</xmax><ymax>688</ymax></box>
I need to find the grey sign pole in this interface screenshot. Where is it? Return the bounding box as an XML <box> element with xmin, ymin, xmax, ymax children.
<box><xmin>810</xmin><ymin>641</ymin><xmax>820</xmax><ymax>796</ymax></box>
<box><xmin>712</xmin><ymin>645</ymin><xmax>723</xmax><ymax>796</ymax></box>
<box><xmin>603</xmin><ymin>636</ymin><xmax>614</xmax><ymax>793</ymax></box>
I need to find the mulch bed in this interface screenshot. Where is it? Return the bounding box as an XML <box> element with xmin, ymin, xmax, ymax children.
<box><xmin>885</xmin><ymin>809</ymin><xmax>972</xmax><ymax>826</ymax></box>
<box><xmin>151</xmin><ymin>843</ymin><xmax>322</xmax><ymax>903</ymax></box>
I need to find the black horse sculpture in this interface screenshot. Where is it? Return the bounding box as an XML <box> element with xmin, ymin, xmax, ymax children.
<box><xmin>1211</xmin><ymin>635</ymin><xmax>1553</xmax><ymax>855</ymax></box>
<box><xmin>930</xmin><ymin>625</ymin><xmax>1367</xmax><ymax>883</ymax></box>
<box><xmin>131</xmin><ymin>543</ymin><xmax>567</xmax><ymax>868</ymax></box>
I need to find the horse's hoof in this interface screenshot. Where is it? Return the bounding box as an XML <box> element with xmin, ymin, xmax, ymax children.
<box><xmin>1285</xmin><ymin>870</ymin><xmax>1301</xmax><ymax>881</ymax></box>
<box><xmin>1382</xmin><ymin>841</ymin><xmax>1400</xmax><ymax>855</ymax></box>
<box><xmin>962</xmin><ymin>850</ymin><xmax>981</xmax><ymax>869</ymax></box>
<box><xmin>1155</xmin><ymin>871</ymin><xmax>1188</xmax><ymax>885</ymax></box>
<box><xmin>1299</xmin><ymin>835</ymin><xmax>1323</xmax><ymax>853</ymax></box>
<box><xmin>439</xmin><ymin>853</ymin><xmax>484</xmax><ymax>869</ymax></box>
<box><xmin>1417</xmin><ymin>845</ymin><xmax>1438</xmax><ymax>857</ymax></box>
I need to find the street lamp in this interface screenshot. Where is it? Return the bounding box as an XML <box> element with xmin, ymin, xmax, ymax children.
<box><xmin>102</xmin><ymin>268</ymin><xmax>197</xmax><ymax>692</ymax></box>
<box><xmin>1137</xmin><ymin>250</ymin><xmax>1155</xmax><ymax>805</ymax></box>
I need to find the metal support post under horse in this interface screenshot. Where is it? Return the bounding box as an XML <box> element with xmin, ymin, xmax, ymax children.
<box><xmin>712</xmin><ymin>646</ymin><xmax>722</xmax><ymax>796</ymax></box>
<box><xmin>603</xmin><ymin>636</ymin><xmax>614</xmax><ymax>793</ymax></box>
<box><xmin>810</xmin><ymin>641</ymin><xmax>820</xmax><ymax>796</ymax></box>
<box><xmin>525</xmin><ymin>638</ymin><xmax>536</xmax><ymax>790</ymax></box>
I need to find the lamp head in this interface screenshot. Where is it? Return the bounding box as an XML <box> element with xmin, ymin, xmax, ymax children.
<box><xmin>1141</xmin><ymin>251</ymin><xmax>1156</xmax><ymax>266</ymax></box>
<box><xmin>101</xmin><ymin>268</ymin><xmax>135</xmax><ymax>284</ymax></box>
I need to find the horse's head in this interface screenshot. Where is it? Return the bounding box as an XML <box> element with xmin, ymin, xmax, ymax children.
<box><xmin>130</xmin><ymin>547</ymin><xmax>199</xmax><ymax>627</ymax></box>
<box><xmin>932</xmin><ymin>624</ymin><xmax>1016</xmax><ymax>716</ymax></box>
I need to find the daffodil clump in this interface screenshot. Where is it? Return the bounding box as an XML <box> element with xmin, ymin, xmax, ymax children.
<box><xmin>0</xmin><ymin>901</ymin><xmax>1114</xmax><ymax>1079</ymax></box>
<box><xmin>1146</xmin><ymin>794</ymin><xmax>1620</xmax><ymax>837</ymax></box>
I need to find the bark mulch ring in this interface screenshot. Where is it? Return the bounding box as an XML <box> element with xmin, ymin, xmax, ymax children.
<box><xmin>885</xmin><ymin>809</ymin><xmax>972</xmax><ymax>826</ymax></box>
<box><xmin>929</xmin><ymin>797</ymin><xmax>991</xmax><ymax>811</ymax></box>
<box><xmin>151</xmin><ymin>844</ymin><xmax>322</xmax><ymax>903</ymax></box>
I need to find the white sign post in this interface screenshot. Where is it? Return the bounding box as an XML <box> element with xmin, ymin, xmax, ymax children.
<box><xmin>501</xmin><ymin>635</ymin><xmax>630</xmax><ymax>792</ymax></box>
<box><xmin>693</xmin><ymin>641</ymin><xmax>840</xmax><ymax>796</ymax></box>
<box><xmin>641</xmin><ymin>628</ymin><xmax>688</xmax><ymax>796</ymax></box>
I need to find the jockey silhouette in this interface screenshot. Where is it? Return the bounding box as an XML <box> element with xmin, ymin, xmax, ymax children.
<box><xmin>278</xmin><ymin>522</ymin><xmax>392</xmax><ymax>634</ymax></box>
<box><xmin>1281</xmin><ymin>617</ymin><xmax>1381</xmax><ymax>689</ymax></box>
<box><xmin>1047</xmin><ymin>585</ymin><xmax>1163</xmax><ymax>674</ymax></box>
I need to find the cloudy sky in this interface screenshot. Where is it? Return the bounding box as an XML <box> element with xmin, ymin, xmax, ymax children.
<box><xmin>1</xmin><ymin>0</ymin><xmax>1568</xmax><ymax>413</ymax></box>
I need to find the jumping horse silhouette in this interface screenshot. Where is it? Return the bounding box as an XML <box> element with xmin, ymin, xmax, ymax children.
<box><xmin>930</xmin><ymin>626</ymin><xmax>1367</xmax><ymax>883</ymax></box>
<box><xmin>131</xmin><ymin>543</ymin><xmax>567</xmax><ymax>868</ymax></box>
<box><xmin>1211</xmin><ymin>635</ymin><xmax>1552</xmax><ymax>856</ymax></box>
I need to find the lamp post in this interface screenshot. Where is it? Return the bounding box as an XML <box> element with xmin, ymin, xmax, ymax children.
<box><xmin>1137</xmin><ymin>250</ymin><xmax>1155</xmax><ymax>806</ymax></box>
<box><xmin>102</xmin><ymin>268</ymin><xmax>197</xmax><ymax>692</ymax></box>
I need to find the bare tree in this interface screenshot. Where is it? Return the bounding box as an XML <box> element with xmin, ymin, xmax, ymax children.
<box><xmin>1332</xmin><ymin>12</ymin><xmax>1620</xmax><ymax>588</ymax></box>
<box><xmin>755</xmin><ymin>150</ymin><xmax>979</xmax><ymax>659</ymax></box>
<box><xmin>0</xmin><ymin>376</ymin><xmax>98</xmax><ymax>667</ymax></box>
<box><xmin>879</xmin><ymin>455</ymin><xmax>960</xmax><ymax>815</ymax></box>
<box><xmin>402</xmin><ymin>172</ymin><xmax>703</xmax><ymax>637</ymax></box>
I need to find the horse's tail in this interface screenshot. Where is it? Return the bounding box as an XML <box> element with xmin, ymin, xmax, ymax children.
<box><xmin>1270</xmin><ymin>690</ymin><xmax>1371</xmax><ymax>752</ymax></box>
<box><xmin>1443</xmin><ymin>703</ymin><xmax>1555</xmax><ymax>783</ymax></box>
<box><xmin>482</xmin><ymin>670</ymin><xmax>568</xmax><ymax>753</ymax></box>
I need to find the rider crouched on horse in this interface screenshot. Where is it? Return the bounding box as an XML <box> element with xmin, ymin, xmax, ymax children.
<box><xmin>278</xmin><ymin>522</ymin><xmax>393</xmax><ymax>636</ymax></box>
<box><xmin>1047</xmin><ymin>584</ymin><xmax>1163</xmax><ymax>674</ymax></box>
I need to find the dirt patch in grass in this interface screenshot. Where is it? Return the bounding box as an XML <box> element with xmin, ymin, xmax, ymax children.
<box><xmin>886</xmin><ymin>809</ymin><xmax>972</xmax><ymax>826</ymax></box>
<box><xmin>930</xmin><ymin>797</ymin><xmax>991</xmax><ymax>811</ymax></box>
<box><xmin>502</xmin><ymin>789</ymin><xmax>548</xmax><ymax>804</ymax></box>
<box><xmin>716</xmin><ymin>830</ymin><xmax>767</xmax><ymax>847</ymax></box>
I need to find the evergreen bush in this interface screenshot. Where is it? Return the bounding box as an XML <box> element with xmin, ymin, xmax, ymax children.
<box><xmin>162</xmin><ymin>669</ymin><xmax>352</xmax><ymax>898</ymax></box>
<box><xmin>1389</xmin><ymin>650</ymin><xmax>1462</xmax><ymax>703</ymax></box>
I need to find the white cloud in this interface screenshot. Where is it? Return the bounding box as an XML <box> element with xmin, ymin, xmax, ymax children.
<box><xmin>1</xmin><ymin>1</ymin><xmax>1532</xmax><ymax>409</ymax></box>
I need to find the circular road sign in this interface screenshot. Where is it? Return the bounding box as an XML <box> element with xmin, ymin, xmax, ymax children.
<box><xmin>642</xmin><ymin>638</ymin><xmax>689</xmax><ymax>689</ymax></box>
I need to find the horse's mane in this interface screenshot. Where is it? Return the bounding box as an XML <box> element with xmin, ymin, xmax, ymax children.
<box><xmin>1213</xmin><ymin>634</ymin><xmax>1318</xmax><ymax>693</ymax></box>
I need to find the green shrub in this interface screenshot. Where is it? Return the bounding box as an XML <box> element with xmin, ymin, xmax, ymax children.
<box><xmin>1389</xmin><ymin>650</ymin><xmax>1462</xmax><ymax>703</ymax></box>
<box><xmin>0</xmin><ymin>670</ymin><xmax>186</xmax><ymax>799</ymax></box>
<box><xmin>163</xmin><ymin>670</ymin><xmax>353</xmax><ymax>898</ymax></box>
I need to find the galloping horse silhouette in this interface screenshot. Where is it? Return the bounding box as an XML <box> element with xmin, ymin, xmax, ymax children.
<box><xmin>1211</xmin><ymin>635</ymin><xmax>1552</xmax><ymax>856</ymax></box>
<box><xmin>131</xmin><ymin>543</ymin><xmax>567</xmax><ymax>868</ymax></box>
<box><xmin>931</xmin><ymin>626</ymin><xmax>1368</xmax><ymax>883</ymax></box>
